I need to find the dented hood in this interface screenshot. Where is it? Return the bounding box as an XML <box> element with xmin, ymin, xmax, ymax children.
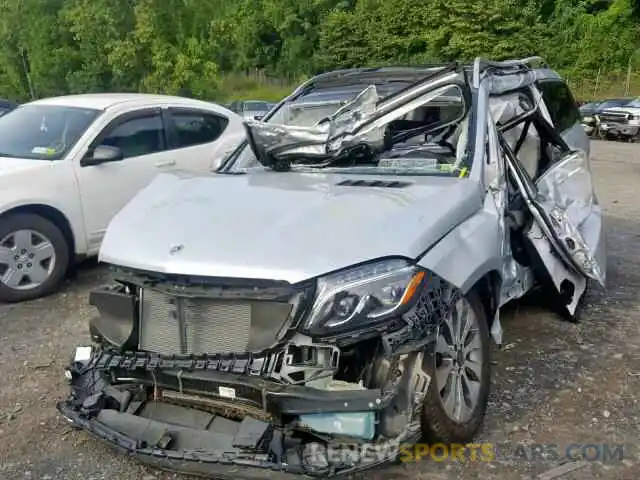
<box><xmin>99</xmin><ymin>170</ymin><xmax>482</xmax><ymax>283</ymax></box>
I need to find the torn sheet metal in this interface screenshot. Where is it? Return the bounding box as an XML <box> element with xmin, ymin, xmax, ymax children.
<box><xmin>490</xmin><ymin>310</ymin><xmax>503</xmax><ymax>345</ymax></box>
<box><xmin>534</xmin><ymin>150</ymin><xmax>606</xmax><ymax>286</ymax></box>
<box><xmin>486</xmin><ymin>70</ymin><xmax>537</xmax><ymax>95</ymax></box>
<box><xmin>243</xmin><ymin>71</ymin><xmax>465</xmax><ymax>168</ymax></box>
<box><xmin>243</xmin><ymin>119</ymin><xmax>330</xmax><ymax>161</ymax></box>
<box><xmin>243</xmin><ymin>85</ymin><xmax>380</xmax><ymax>165</ymax></box>
<box><xmin>486</xmin><ymin>105</ymin><xmax>535</xmax><ymax>307</ymax></box>
<box><xmin>526</xmin><ymin>222</ymin><xmax>587</xmax><ymax>316</ymax></box>
<box><xmin>503</xmin><ymin>144</ymin><xmax>604</xmax><ymax>312</ymax></box>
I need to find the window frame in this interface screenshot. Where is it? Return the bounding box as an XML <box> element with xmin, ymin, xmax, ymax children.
<box><xmin>164</xmin><ymin>107</ymin><xmax>230</xmax><ymax>151</ymax></box>
<box><xmin>536</xmin><ymin>79</ymin><xmax>581</xmax><ymax>133</ymax></box>
<box><xmin>84</xmin><ymin>107</ymin><xmax>168</xmax><ymax>164</ymax></box>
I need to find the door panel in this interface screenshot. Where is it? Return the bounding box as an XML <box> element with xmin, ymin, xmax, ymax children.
<box><xmin>166</xmin><ymin>108</ymin><xmax>245</xmax><ymax>172</ymax></box>
<box><xmin>527</xmin><ymin>222</ymin><xmax>587</xmax><ymax>314</ymax></box>
<box><xmin>534</xmin><ymin>150</ymin><xmax>606</xmax><ymax>285</ymax></box>
<box><xmin>74</xmin><ymin>109</ymin><xmax>173</xmax><ymax>253</ymax></box>
<box><xmin>505</xmin><ymin>148</ymin><xmax>606</xmax><ymax>315</ymax></box>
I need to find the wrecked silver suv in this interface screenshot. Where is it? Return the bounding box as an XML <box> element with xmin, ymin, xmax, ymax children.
<box><xmin>58</xmin><ymin>58</ymin><xmax>606</xmax><ymax>478</ymax></box>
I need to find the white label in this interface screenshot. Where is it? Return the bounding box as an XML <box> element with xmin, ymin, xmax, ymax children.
<box><xmin>74</xmin><ymin>346</ymin><xmax>92</xmax><ymax>362</ymax></box>
<box><xmin>218</xmin><ymin>386</ymin><xmax>236</xmax><ymax>399</ymax></box>
<box><xmin>31</xmin><ymin>146</ymin><xmax>56</xmax><ymax>155</ymax></box>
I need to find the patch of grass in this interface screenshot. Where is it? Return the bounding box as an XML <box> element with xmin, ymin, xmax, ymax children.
<box><xmin>217</xmin><ymin>71</ymin><xmax>299</xmax><ymax>103</ymax></box>
<box><xmin>567</xmin><ymin>71</ymin><xmax>640</xmax><ymax>101</ymax></box>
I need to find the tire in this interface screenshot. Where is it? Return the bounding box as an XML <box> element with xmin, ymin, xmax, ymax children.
<box><xmin>0</xmin><ymin>213</ymin><xmax>70</xmax><ymax>302</ymax></box>
<box><xmin>420</xmin><ymin>290</ymin><xmax>491</xmax><ymax>443</ymax></box>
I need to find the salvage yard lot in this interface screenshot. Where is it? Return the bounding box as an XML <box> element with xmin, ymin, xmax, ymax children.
<box><xmin>0</xmin><ymin>140</ymin><xmax>639</xmax><ymax>480</ymax></box>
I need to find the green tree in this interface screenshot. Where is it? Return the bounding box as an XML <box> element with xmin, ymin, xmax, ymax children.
<box><xmin>0</xmin><ymin>0</ymin><xmax>639</xmax><ymax>102</ymax></box>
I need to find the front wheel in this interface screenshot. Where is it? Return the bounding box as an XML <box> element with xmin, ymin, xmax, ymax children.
<box><xmin>0</xmin><ymin>213</ymin><xmax>70</xmax><ymax>302</ymax></box>
<box><xmin>420</xmin><ymin>291</ymin><xmax>491</xmax><ymax>443</ymax></box>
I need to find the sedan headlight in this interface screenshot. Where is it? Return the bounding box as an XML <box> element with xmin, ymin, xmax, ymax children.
<box><xmin>302</xmin><ymin>259</ymin><xmax>427</xmax><ymax>336</ymax></box>
<box><xmin>582</xmin><ymin>116</ymin><xmax>594</xmax><ymax>123</ymax></box>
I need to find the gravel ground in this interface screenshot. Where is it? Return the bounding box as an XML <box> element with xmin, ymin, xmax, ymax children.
<box><xmin>0</xmin><ymin>140</ymin><xmax>639</xmax><ymax>480</ymax></box>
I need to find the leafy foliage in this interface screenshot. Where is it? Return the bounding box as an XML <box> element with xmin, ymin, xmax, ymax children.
<box><xmin>0</xmin><ymin>0</ymin><xmax>638</xmax><ymax>102</ymax></box>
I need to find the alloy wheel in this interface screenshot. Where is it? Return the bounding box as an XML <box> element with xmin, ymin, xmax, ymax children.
<box><xmin>0</xmin><ymin>229</ymin><xmax>57</xmax><ymax>290</ymax></box>
<box><xmin>433</xmin><ymin>296</ymin><xmax>484</xmax><ymax>423</ymax></box>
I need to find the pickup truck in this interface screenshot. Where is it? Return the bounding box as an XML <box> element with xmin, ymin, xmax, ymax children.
<box><xmin>595</xmin><ymin>97</ymin><xmax>640</xmax><ymax>141</ymax></box>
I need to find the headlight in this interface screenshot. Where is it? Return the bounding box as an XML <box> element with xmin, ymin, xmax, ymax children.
<box><xmin>302</xmin><ymin>259</ymin><xmax>427</xmax><ymax>336</ymax></box>
<box><xmin>582</xmin><ymin>116</ymin><xmax>594</xmax><ymax>123</ymax></box>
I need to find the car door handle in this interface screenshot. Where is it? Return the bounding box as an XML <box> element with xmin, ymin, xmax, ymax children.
<box><xmin>155</xmin><ymin>160</ymin><xmax>176</xmax><ymax>168</ymax></box>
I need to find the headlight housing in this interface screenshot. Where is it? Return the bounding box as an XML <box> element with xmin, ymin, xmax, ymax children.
<box><xmin>302</xmin><ymin>259</ymin><xmax>427</xmax><ymax>336</ymax></box>
<box><xmin>582</xmin><ymin>116</ymin><xmax>594</xmax><ymax>123</ymax></box>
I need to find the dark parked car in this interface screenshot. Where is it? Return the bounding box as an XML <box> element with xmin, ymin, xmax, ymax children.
<box><xmin>579</xmin><ymin>101</ymin><xmax>603</xmax><ymax>117</ymax></box>
<box><xmin>0</xmin><ymin>99</ymin><xmax>18</xmax><ymax>117</ymax></box>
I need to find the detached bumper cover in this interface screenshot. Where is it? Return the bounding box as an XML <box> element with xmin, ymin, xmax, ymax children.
<box><xmin>57</xmin><ymin>401</ymin><xmax>312</xmax><ymax>479</ymax></box>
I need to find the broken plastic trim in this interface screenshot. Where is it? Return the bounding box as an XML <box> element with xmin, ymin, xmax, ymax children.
<box><xmin>57</xmin><ymin>402</ymin><xmax>310</xmax><ymax>480</ymax></box>
<box><xmin>58</xmin><ymin>344</ymin><xmax>430</xmax><ymax>478</ymax></box>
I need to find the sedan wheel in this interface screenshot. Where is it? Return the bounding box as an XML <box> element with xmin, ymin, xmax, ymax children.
<box><xmin>0</xmin><ymin>229</ymin><xmax>56</xmax><ymax>290</ymax></box>
<box><xmin>0</xmin><ymin>214</ymin><xmax>69</xmax><ymax>302</ymax></box>
<box><xmin>421</xmin><ymin>290</ymin><xmax>490</xmax><ymax>443</ymax></box>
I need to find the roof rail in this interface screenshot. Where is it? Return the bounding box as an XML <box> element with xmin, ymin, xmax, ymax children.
<box><xmin>472</xmin><ymin>56</ymin><xmax>548</xmax><ymax>88</ymax></box>
<box><xmin>306</xmin><ymin>64</ymin><xmax>453</xmax><ymax>85</ymax></box>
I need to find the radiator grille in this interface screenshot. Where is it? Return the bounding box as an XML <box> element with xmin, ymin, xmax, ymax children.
<box><xmin>598</xmin><ymin>111</ymin><xmax>629</xmax><ymax>123</ymax></box>
<box><xmin>139</xmin><ymin>288</ymin><xmax>292</xmax><ymax>356</ymax></box>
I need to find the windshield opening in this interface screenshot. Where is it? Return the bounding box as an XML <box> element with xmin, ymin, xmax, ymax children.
<box><xmin>0</xmin><ymin>105</ymin><xmax>101</xmax><ymax>160</ymax></box>
<box><xmin>228</xmin><ymin>83</ymin><xmax>469</xmax><ymax>177</ymax></box>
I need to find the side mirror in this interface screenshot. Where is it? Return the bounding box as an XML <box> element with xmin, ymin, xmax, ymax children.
<box><xmin>254</xmin><ymin>115</ymin><xmax>264</xmax><ymax>121</ymax></box>
<box><xmin>81</xmin><ymin>145</ymin><xmax>124</xmax><ymax>167</ymax></box>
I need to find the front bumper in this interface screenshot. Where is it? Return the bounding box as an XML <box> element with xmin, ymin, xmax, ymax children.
<box><xmin>57</xmin><ymin>348</ymin><xmax>425</xmax><ymax>478</ymax></box>
<box><xmin>599</xmin><ymin>123</ymin><xmax>640</xmax><ymax>136</ymax></box>
<box><xmin>58</xmin><ymin>402</ymin><xmax>310</xmax><ymax>480</ymax></box>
